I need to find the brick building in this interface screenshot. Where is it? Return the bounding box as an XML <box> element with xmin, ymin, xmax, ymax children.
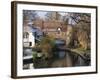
<box><xmin>33</xmin><ymin>20</ymin><xmax>67</xmax><ymax>40</ymax></box>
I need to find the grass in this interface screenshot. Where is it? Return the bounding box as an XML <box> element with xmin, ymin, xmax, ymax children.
<box><xmin>70</xmin><ymin>47</ymin><xmax>90</xmax><ymax>55</ymax></box>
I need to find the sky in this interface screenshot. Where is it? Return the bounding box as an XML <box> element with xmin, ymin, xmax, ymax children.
<box><xmin>36</xmin><ymin>11</ymin><xmax>68</xmax><ymax>19</ymax></box>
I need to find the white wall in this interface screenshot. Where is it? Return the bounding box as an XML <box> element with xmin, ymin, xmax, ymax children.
<box><xmin>0</xmin><ymin>0</ymin><xmax>99</xmax><ymax>80</ymax></box>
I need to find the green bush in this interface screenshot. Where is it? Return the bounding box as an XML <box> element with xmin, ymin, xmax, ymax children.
<box><xmin>32</xmin><ymin>51</ymin><xmax>37</xmax><ymax>60</ymax></box>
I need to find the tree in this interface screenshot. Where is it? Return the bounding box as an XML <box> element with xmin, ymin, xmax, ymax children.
<box><xmin>23</xmin><ymin>10</ymin><xmax>38</xmax><ymax>22</ymax></box>
<box><xmin>65</xmin><ymin>13</ymin><xmax>91</xmax><ymax>50</ymax></box>
<box><xmin>68</xmin><ymin>13</ymin><xmax>91</xmax><ymax>24</ymax></box>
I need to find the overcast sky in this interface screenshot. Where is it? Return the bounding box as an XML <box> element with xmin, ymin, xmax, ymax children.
<box><xmin>36</xmin><ymin>11</ymin><xmax>68</xmax><ymax>19</ymax></box>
